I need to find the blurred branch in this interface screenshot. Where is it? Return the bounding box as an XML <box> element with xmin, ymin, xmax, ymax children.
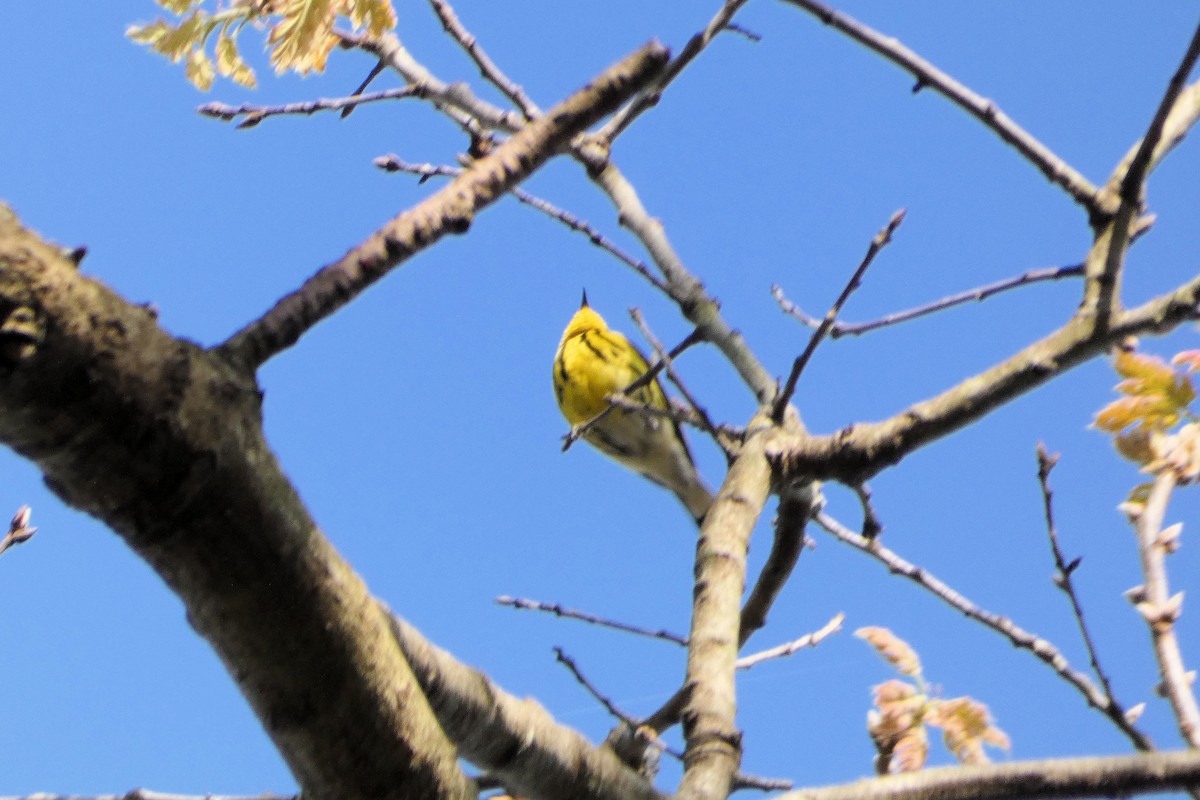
<box><xmin>735</xmin><ymin>612</ymin><xmax>844</xmax><ymax>670</ymax></box>
<box><xmin>428</xmin><ymin>0</ymin><xmax>542</xmax><ymax>119</ymax></box>
<box><xmin>1110</xmin><ymin>23</ymin><xmax>1200</xmax><ymax>209</ymax></box>
<box><xmin>780</xmin><ymin>0</ymin><xmax>1100</xmax><ymax>216</ymax></box>
<box><xmin>1036</xmin><ymin>445</ymin><xmax>1152</xmax><ymax>749</ymax></box>
<box><xmin>814</xmin><ymin>511</ymin><xmax>1153</xmax><ymax>750</ymax></box>
<box><xmin>772</xmin><ymin>209</ymin><xmax>904</xmax><ymax>422</ymax></box>
<box><xmin>0</xmin><ymin>505</ymin><xmax>36</xmax><ymax>558</ymax></box>
<box><xmin>1129</xmin><ymin>468</ymin><xmax>1200</xmax><ymax>748</ymax></box>
<box><xmin>386</xmin><ymin>611</ymin><xmax>665</xmax><ymax>800</ymax></box>
<box><xmin>779</xmin><ymin>750</ymin><xmax>1200</xmax><ymax>800</ymax></box>
<box><xmin>772</xmin><ymin>264</ymin><xmax>1085</xmax><ymax>338</ymax></box>
<box><xmin>0</xmin><ymin>794</ymin><xmax>295</xmax><ymax>800</ymax></box>
<box><xmin>197</xmin><ymin>86</ymin><xmax>419</xmax><ymax>127</ymax></box>
<box><xmin>1089</xmin><ymin>23</ymin><xmax>1200</xmax><ymax>318</ymax></box>
<box><xmin>216</xmin><ymin>42</ymin><xmax>670</xmax><ymax>370</ymax></box>
<box><xmin>496</xmin><ymin>596</ymin><xmax>688</xmax><ymax>646</ymax></box>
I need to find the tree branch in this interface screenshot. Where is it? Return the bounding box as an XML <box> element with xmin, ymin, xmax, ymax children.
<box><xmin>814</xmin><ymin>512</ymin><xmax>1151</xmax><ymax>750</ymax></box>
<box><xmin>386</xmin><ymin>611</ymin><xmax>664</xmax><ymax>800</ymax></box>
<box><xmin>767</xmin><ymin>274</ymin><xmax>1200</xmax><ymax>484</ymax></box>
<box><xmin>216</xmin><ymin>41</ymin><xmax>670</xmax><ymax>371</ymax></box>
<box><xmin>1130</xmin><ymin>469</ymin><xmax>1200</xmax><ymax>748</ymax></box>
<box><xmin>678</xmin><ymin>411</ymin><xmax>775</xmax><ymax>800</ymax></box>
<box><xmin>779</xmin><ymin>750</ymin><xmax>1200</xmax><ymax>800</ymax></box>
<box><xmin>0</xmin><ymin>208</ymin><xmax>472</xmax><ymax>800</ymax></box>
<box><xmin>780</xmin><ymin>0</ymin><xmax>1100</xmax><ymax>217</ymax></box>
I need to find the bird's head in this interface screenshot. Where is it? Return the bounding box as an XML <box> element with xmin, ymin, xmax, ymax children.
<box><xmin>560</xmin><ymin>290</ymin><xmax>609</xmax><ymax>342</ymax></box>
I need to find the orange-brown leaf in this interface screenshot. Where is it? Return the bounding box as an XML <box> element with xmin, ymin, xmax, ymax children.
<box><xmin>857</xmin><ymin>626</ymin><xmax>922</xmax><ymax>678</ymax></box>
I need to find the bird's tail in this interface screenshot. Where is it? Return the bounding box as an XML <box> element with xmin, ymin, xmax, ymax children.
<box><xmin>676</xmin><ymin>477</ymin><xmax>715</xmax><ymax>526</ymax></box>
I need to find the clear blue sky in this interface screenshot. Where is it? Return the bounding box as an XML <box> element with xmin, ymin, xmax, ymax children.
<box><xmin>2</xmin><ymin>3</ymin><xmax>1199</xmax><ymax>796</ymax></box>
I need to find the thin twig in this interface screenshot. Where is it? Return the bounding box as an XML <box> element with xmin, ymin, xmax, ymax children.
<box><xmin>428</xmin><ymin>0</ymin><xmax>542</xmax><ymax>119</ymax></box>
<box><xmin>373</xmin><ymin>155</ymin><xmax>668</xmax><ymax>292</ymax></box>
<box><xmin>599</xmin><ymin>0</ymin><xmax>754</xmax><ymax>142</ymax></box>
<box><xmin>774</xmin><ymin>264</ymin><xmax>1085</xmax><ymax>338</ymax></box>
<box><xmin>780</xmin><ymin>0</ymin><xmax>1100</xmax><ymax>215</ymax></box>
<box><xmin>814</xmin><ymin>510</ymin><xmax>1154</xmax><ymax>751</ymax></box>
<box><xmin>1035</xmin><ymin>444</ymin><xmax>1146</xmax><ymax>747</ymax></box>
<box><xmin>772</xmin><ymin>209</ymin><xmax>905</xmax><ymax>421</ymax></box>
<box><xmin>735</xmin><ymin>612</ymin><xmax>844</xmax><ymax>670</ymax></box>
<box><xmin>198</xmin><ymin>86</ymin><xmax>419</xmax><ymax>127</ymax></box>
<box><xmin>496</xmin><ymin>596</ymin><xmax>688</xmax><ymax>646</ymax></box>
<box><xmin>554</xmin><ymin>647</ymin><xmax>682</xmax><ymax>771</ymax></box>
<box><xmin>1129</xmin><ymin>468</ymin><xmax>1200</xmax><ymax>748</ymax></box>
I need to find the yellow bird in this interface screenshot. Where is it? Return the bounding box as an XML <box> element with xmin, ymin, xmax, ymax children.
<box><xmin>553</xmin><ymin>292</ymin><xmax>714</xmax><ymax>523</ymax></box>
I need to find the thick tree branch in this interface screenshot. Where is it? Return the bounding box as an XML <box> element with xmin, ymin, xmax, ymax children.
<box><xmin>386</xmin><ymin>612</ymin><xmax>664</xmax><ymax>800</ymax></box>
<box><xmin>0</xmin><ymin>208</ymin><xmax>472</xmax><ymax>800</ymax></box>
<box><xmin>216</xmin><ymin>41</ymin><xmax>670</xmax><ymax>371</ymax></box>
<box><xmin>678</xmin><ymin>412</ymin><xmax>775</xmax><ymax>800</ymax></box>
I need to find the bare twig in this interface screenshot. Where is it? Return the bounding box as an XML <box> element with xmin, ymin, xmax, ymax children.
<box><xmin>428</xmin><ymin>0</ymin><xmax>542</xmax><ymax>119</ymax></box>
<box><xmin>496</xmin><ymin>596</ymin><xmax>688</xmax><ymax>646</ymax></box>
<box><xmin>1129</xmin><ymin>469</ymin><xmax>1200</xmax><ymax>748</ymax></box>
<box><xmin>599</xmin><ymin>0</ymin><xmax>754</xmax><ymax>142</ymax></box>
<box><xmin>0</xmin><ymin>505</ymin><xmax>36</xmax><ymax>558</ymax></box>
<box><xmin>198</xmin><ymin>87</ymin><xmax>419</xmax><ymax>127</ymax></box>
<box><xmin>554</xmin><ymin>647</ymin><xmax>646</xmax><ymax>730</ymax></box>
<box><xmin>851</xmin><ymin>482</ymin><xmax>883</xmax><ymax>539</ymax></box>
<box><xmin>774</xmin><ymin>264</ymin><xmax>1085</xmax><ymax>338</ymax></box>
<box><xmin>781</xmin><ymin>0</ymin><xmax>1100</xmax><ymax>216</ymax></box>
<box><xmin>735</xmin><ymin>612</ymin><xmax>844</xmax><ymax>670</ymax></box>
<box><xmin>814</xmin><ymin>511</ymin><xmax>1154</xmax><ymax>750</ymax></box>
<box><xmin>373</xmin><ymin>155</ymin><xmax>669</xmax><ymax>292</ymax></box>
<box><xmin>1035</xmin><ymin>445</ymin><xmax>1148</xmax><ymax>747</ymax></box>
<box><xmin>772</xmin><ymin>209</ymin><xmax>905</xmax><ymax>421</ymax></box>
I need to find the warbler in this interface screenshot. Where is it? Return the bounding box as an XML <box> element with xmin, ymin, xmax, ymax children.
<box><xmin>553</xmin><ymin>292</ymin><xmax>714</xmax><ymax>523</ymax></box>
